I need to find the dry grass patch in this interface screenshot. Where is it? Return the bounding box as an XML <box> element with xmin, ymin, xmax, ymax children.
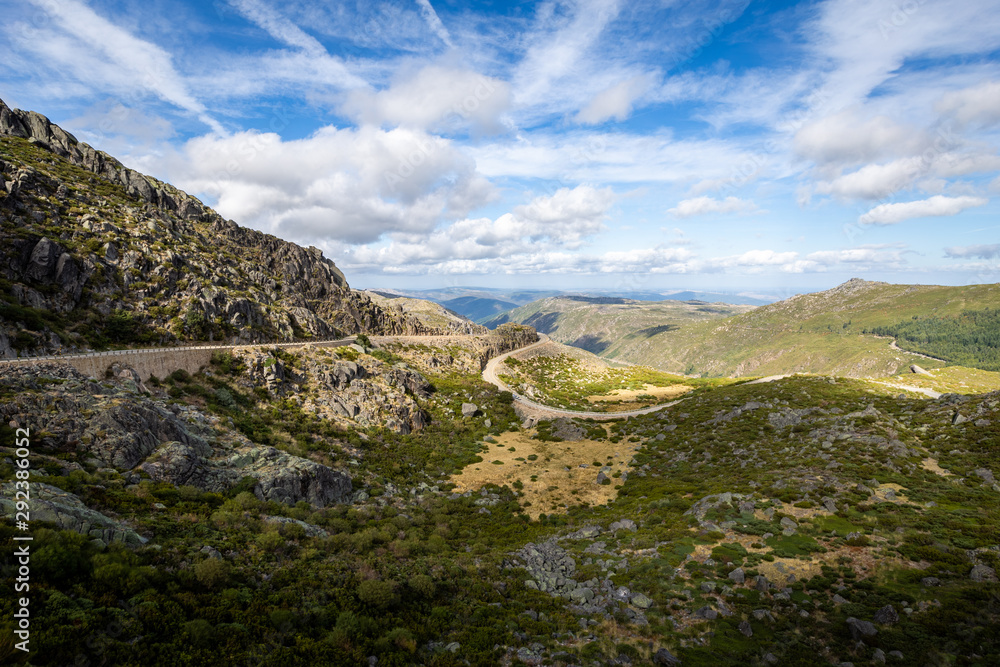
<box><xmin>449</xmin><ymin>429</ymin><xmax>640</xmax><ymax>519</ymax></box>
<box><xmin>921</xmin><ymin>457</ymin><xmax>952</xmax><ymax>477</ymax></box>
<box><xmin>586</xmin><ymin>383</ymin><xmax>692</xmax><ymax>404</ymax></box>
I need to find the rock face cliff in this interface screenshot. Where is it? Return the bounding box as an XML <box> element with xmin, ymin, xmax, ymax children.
<box><xmin>0</xmin><ymin>363</ymin><xmax>353</xmax><ymax>508</ymax></box>
<box><xmin>0</xmin><ymin>98</ymin><xmax>449</xmax><ymax>357</ymax></box>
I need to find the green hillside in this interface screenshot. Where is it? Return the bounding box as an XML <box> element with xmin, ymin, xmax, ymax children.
<box><xmin>483</xmin><ymin>296</ymin><xmax>754</xmax><ymax>355</ymax></box>
<box><xmin>495</xmin><ymin>279</ymin><xmax>1000</xmax><ymax>378</ymax></box>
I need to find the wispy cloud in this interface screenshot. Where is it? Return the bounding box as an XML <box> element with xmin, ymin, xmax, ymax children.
<box><xmin>227</xmin><ymin>0</ymin><xmax>366</xmax><ymax>89</ymax></box>
<box><xmin>668</xmin><ymin>196</ymin><xmax>760</xmax><ymax>218</ymax></box>
<box><xmin>858</xmin><ymin>195</ymin><xmax>988</xmax><ymax>225</ymax></box>
<box><xmin>17</xmin><ymin>0</ymin><xmax>224</xmax><ymax>134</ymax></box>
<box><xmin>414</xmin><ymin>0</ymin><xmax>453</xmax><ymax>48</ymax></box>
<box><xmin>944</xmin><ymin>243</ymin><xmax>1000</xmax><ymax>260</ymax></box>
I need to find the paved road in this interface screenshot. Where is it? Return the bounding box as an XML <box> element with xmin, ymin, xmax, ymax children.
<box><xmin>888</xmin><ymin>339</ymin><xmax>948</xmax><ymax>363</ymax></box>
<box><xmin>0</xmin><ymin>337</ymin><xmax>358</xmax><ymax>365</ymax></box>
<box><xmin>481</xmin><ymin>334</ymin><xmax>686</xmax><ymax>421</ymax></box>
<box><xmin>872</xmin><ymin>380</ymin><xmax>942</xmax><ymax>399</ymax></box>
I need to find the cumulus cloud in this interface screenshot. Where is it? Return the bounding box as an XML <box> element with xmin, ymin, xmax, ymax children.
<box><xmin>668</xmin><ymin>196</ymin><xmax>759</xmax><ymax>218</ymax></box>
<box><xmin>342</xmin><ymin>66</ymin><xmax>510</xmax><ymax>132</ymax></box>
<box><xmin>815</xmin><ymin>157</ymin><xmax>925</xmax><ymax>200</ymax></box>
<box><xmin>576</xmin><ymin>75</ymin><xmax>650</xmax><ymax>124</ymax></box>
<box><xmin>341</xmin><ymin>185</ymin><xmax>620</xmax><ymax>273</ymax></box>
<box><xmin>163</xmin><ymin>125</ymin><xmax>495</xmax><ymax>244</ymax></box>
<box><xmin>936</xmin><ymin>80</ymin><xmax>1000</xmax><ymax>127</ymax></box>
<box><xmin>944</xmin><ymin>243</ymin><xmax>1000</xmax><ymax>259</ymax></box>
<box><xmin>858</xmin><ymin>195</ymin><xmax>988</xmax><ymax>225</ymax></box>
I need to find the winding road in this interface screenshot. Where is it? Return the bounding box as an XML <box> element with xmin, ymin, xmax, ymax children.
<box><xmin>481</xmin><ymin>334</ymin><xmax>686</xmax><ymax>422</ymax></box>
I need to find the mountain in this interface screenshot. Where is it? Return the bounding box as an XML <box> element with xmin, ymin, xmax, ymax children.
<box><xmin>0</xmin><ymin>99</ymin><xmax>436</xmax><ymax>359</ymax></box>
<box><xmin>440</xmin><ymin>295</ymin><xmax>520</xmax><ymax>322</ymax></box>
<box><xmin>609</xmin><ymin>278</ymin><xmax>1000</xmax><ymax>377</ymax></box>
<box><xmin>481</xmin><ymin>295</ymin><xmax>754</xmax><ymax>354</ymax></box>
<box><xmin>490</xmin><ymin>279</ymin><xmax>1000</xmax><ymax>378</ymax></box>
<box><xmin>3</xmin><ymin>100</ymin><xmax>999</xmax><ymax>667</ymax></box>
<box><xmin>361</xmin><ymin>291</ymin><xmax>487</xmax><ymax>334</ymax></box>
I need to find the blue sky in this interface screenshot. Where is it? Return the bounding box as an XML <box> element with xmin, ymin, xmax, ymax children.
<box><xmin>3</xmin><ymin>0</ymin><xmax>1000</xmax><ymax>293</ymax></box>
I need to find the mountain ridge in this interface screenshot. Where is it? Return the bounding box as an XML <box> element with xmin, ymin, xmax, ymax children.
<box><xmin>0</xmin><ymin>98</ymin><xmax>453</xmax><ymax>358</ymax></box>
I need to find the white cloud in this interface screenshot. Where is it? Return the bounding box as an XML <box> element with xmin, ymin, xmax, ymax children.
<box><xmin>162</xmin><ymin>125</ymin><xmax>495</xmax><ymax>244</ymax></box>
<box><xmin>794</xmin><ymin>109</ymin><xmax>924</xmax><ymax>166</ymax></box>
<box><xmin>227</xmin><ymin>0</ymin><xmax>366</xmax><ymax>90</ymax></box>
<box><xmin>936</xmin><ymin>80</ymin><xmax>1000</xmax><ymax>127</ymax></box>
<box><xmin>815</xmin><ymin>157</ymin><xmax>926</xmax><ymax>200</ymax></box>
<box><xmin>576</xmin><ymin>75</ymin><xmax>649</xmax><ymax>124</ymax></box>
<box><xmin>341</xmin><ymin>66</ymin><xmax>510</xmax><ymax>132</ymax></box>
<box><xmin>944</xmin><ymin>243</ymin><xmax>1000</xmax><ymax>260</ymax></box>
<box><xmin>668</xmin><ymin>196</ymin><xmax>759</xmax><ymax>218</ymax></box>
<box><xmin>858</xmin><ymin>195</ymin><xmax>988</xmax><ymax>225</ymax></box>
<box><xmin>512</xmin><ymin>0</ymin><xmax>622</xmax><ymax>110</ymax></box>
<box><xmin>17</xmin><ymin>0</ymin><xmax>224</xmax><ymax>134</ymax></box>
<box><xmin>415</xmin><ymin>0</ymin><xmax>453</xmax><ymax>48</ymax></box>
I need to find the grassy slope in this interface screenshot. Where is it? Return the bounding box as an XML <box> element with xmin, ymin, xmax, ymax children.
<box><xmin>484</xmin><ymin>297</ymin><xmax>754</xmax><ymax>355</ymax></box>
<box><xmin>508</xmin><ymin>280</ymin><xmax>1000</xmax><ymax>379</ymax></box>
<box><xmin>634</xmin><ymin>279</ymin><xmax>1000</xmax><ymax>378</ymax></box>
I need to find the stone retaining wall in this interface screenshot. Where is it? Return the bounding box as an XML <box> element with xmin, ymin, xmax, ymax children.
<box><xmin>0</xmin><ymin>338</ymin><xmax>355</xmax><ymax>381</ymax></box>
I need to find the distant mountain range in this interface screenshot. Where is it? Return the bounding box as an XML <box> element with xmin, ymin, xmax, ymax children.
<box><xmin>483</xmin><ymin>278</ymin><xmax>1000</xmax><ymax>378</ymax></box>
<box><xmin>365</xmin><ymin>286</ymin><xmax>780</xmax><ymax>325</ymax></box>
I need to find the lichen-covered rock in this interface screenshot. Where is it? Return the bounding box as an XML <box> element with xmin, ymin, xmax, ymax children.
<box><xmin>0</xmin><ymin>482</ymin><xmax>145</xmax><ymax>546</ymax></box>
<box><xmin>0</xmin><ymin>364</ymin><xmax>352</xmax><ymax>507</ymax></box>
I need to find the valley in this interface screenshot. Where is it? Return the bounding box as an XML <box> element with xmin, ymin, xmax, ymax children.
<box><xmin>1</xmin><ymin>99</ymin><xmax>998</xmax><ymax>667</ymax></box>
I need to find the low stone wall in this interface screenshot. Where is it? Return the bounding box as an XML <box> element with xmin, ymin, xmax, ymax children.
<box><xmin>0</xmin><ymin>338</ymin><xmax>355</xmax><ymax>381</ymax></box>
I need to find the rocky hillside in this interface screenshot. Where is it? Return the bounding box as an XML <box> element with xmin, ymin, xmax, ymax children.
<box><xmin>362</xmin><ymin>290</ymin><xmax>487</xmax><ymax>335</ymax></box>
<box><xmin>0</xmin><ymin>98</ymin><xmax>437</xmax><ymax>359</ymax></box>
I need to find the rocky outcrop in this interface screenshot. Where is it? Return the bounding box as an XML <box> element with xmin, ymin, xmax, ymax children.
<box><xmin>0</xmin><ymin>97</ymin><xmax>438</xmax><ymax>356</ymax></box>
<box><xmin>0</xmin><ymin>364</ymin><xmax>353</xmax><ymax>507</ymax></box>
<box><xmin>232</xmin><ymin>346</ymin><xmax>431</xmax><ymax>435</ymax></box>
<box><xmin>0</xmin><ymin>482</ymin><xmax>146</xmax><ymax>546</ymax></box>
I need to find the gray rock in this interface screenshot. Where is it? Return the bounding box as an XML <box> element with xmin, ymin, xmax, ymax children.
<box><xmin>630</xmin><ymin>592</ymin><xmax>653</xmax><ymax>609</ymax></box>
<box><xmin>728</xmin><ymin>567</ymin><xmax>745</xmax><ymax>584</ymax></box>
<box><xmin>566</xmin><ymin>525</ymin><xmax>602</xmax><ymax>539</ymax></box>
<box><xmin>780</xmin><ymin>516</ymin><xmax>798</xmax><ymax>530</ymax></box>
<box><xmin>973</xmin><ymin>468</ymin><xmax>995</xmax><ymax>483</ymax></box>
<box><xmin>952</xmin><ymin>412</ymin><xmax>968</xmax><ymax>425</ymax></box>
<box><xmin>970</xmin><ymin>564</ymin><xmax>998</xmax><ymax>582</ymax></box>
<box><xmin>920</xmin><ymin>576</ymin><xmax>940</xmax><ymax>587</ymax></box>
<box><xmin>832</xmin><ymin>594</ymin><xmax>848</xmax><ymax>604</ymax></box>
<box><xmin>888</xmin><ymin>651</ymin><xmax>904</xmax><ymax>660</ymax></box>
<box><xmin>0</xmin><ymin>482</ymin><xmax>145</xmax><ymax>546</ymax></box>
<box><xmin>873</xmin><ymin>648</ymin><xmax>886</xmax><ymax>663</ymax></box>
<box><xmin>752</xmin><ymin>609</ymin><xmax>775</xmax><ymax>622</ymax></box>
<box><xmin>609</xmin><ymin>519</ymin><xmax>637</xmax><ymax>532</ymax></box>
<box><xmin>738</xmin><ymin>620</ymin><xmax>753</xmax><ymax>637</ymax></box>
<box><xmin>763</xmin><ymin>653</ymin><xmax>779</xmax><ymax>664</ymax></box>
<box><xmin>755</xmin><ymin>575</ymin><xmax>770</xmax><ymax>593</ymax></box>
<box><xmin>445</xmin><ymin>642</ymin><xmax>460</xmax><ymax>653</ymax></box>
<box><xmin>873</xmin><ymin>605</ymin><xmax>899</xmax><ymax>625</ymax></box>
<box><xmin>461</xmin><ymin>402</ymin><xmax>478</xmax><ymax>417</ymax></box>
<box><xmin>262</xmin><ymin>515</ymin><xmax>329</xmax><ymax>537</ymax></box>
<box><xmin>695</xmin><ymin>606</ymin><xmax>718</xmax><ymax>620</ymax></box>
<box><xmin>653</xmin><ymin>648</ymin><xmax>681</xmax><ymax>666</ymax></box>
<box><xmin>596</xmin><ymin>471</ymin><xmax>609</xmax><ymax>484</ymax></box>
<box><xmin>846</xmin><ymin>617</ymin><xmax>878</xmax><ymax>639</ymax></box>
